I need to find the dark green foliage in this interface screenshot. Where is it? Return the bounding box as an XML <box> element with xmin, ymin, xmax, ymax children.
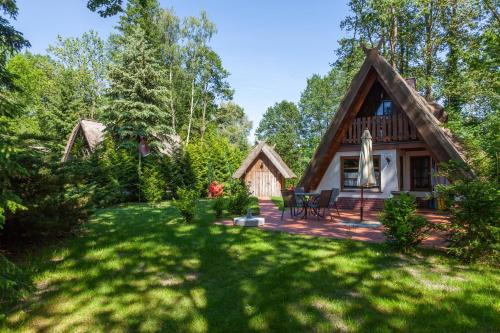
<box><xmin>140</xmin><ymin>159</ymin><xmax>165</xmax><ymax>204</ymax></box>
<box><xmin>0</xmin><ymin>122</ymin><xmax>27</xmax><ymax>229</ymax></box>
<box><xmin>2</xmin><ymin>150</ymin><xmax>89</xmax><ymax>239</ymax></box>
<box><xmin>0</xmin><ymin>0</ymin><xmax>30</xmax><ymax>229</ymax></box>
<box><xmin>90</xmin><ymin>138</ymin><xmax>139</xmax><ymax>206</ymax></box>
<box><xmin>115</xmin><ymin>0</ymin><xmax>162</xmax><ymax>47</ymax></box>
<box><xmin>0</xmin><ymin>0</ymin><xmax>30</xmax><ymax>94</ymax></box>
<box><xmin>87</xmin><ymin>0</ymin><xmax>123</xmax><ymax>17</ymax></box>
<box><xmin>213</xmin><ymin>196</ymin><xmax>225</xmax><ymax>218</ymax></box>
<box><xmin>104</xmin><ymin>25</ymin><xmax>171</xmax><ymax>145</ymax></box>
<box><xmin>173</xmin><ymin>188</ymin><xmax>198</xmax><ymax>223</ymax></box>
<box><xmin>227</xmin><ymin>180</ymin><xmax>251</xmax><ymax>215</ymax></box>
<box><xmin>168</xmin><ymin>149</ymin><xmax>196</xmax><ymax>198</ymax></box>
<box><xmin>436</xmin><ymin>162</ymin><xmax>500</xmax><ymax>263</ymax></box>
<box><xmin>379</xmin><ymin>193</ymin><xmax>431</xmax><ymax>252</ymax></box>
<box><xmin>0</xmin><ymin>254</ymin><xmax>32</xmax><ymax>317</ymax></box>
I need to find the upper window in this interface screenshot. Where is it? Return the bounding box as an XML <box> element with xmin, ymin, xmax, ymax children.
<box><xmin>341</xmin><ymin>156</ymin><xmax>380</xmax><ymax>190</ymax></box>
<box><xmin>375</xmin><ymin>100</ymin><xmax>393</xmax><ymax>116</ymax></box>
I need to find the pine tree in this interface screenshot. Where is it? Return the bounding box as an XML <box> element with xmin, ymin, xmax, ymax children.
<box><xmin>104</xmin><ymin>25</ymin><xmax>171</xmax><ymax>148</ymax></box>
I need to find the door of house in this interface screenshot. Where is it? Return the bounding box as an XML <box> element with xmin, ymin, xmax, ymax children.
<box><xmin>410</xmin><ymin>156</ymin><xmax>431</xmax><ymax>191</ymax></box>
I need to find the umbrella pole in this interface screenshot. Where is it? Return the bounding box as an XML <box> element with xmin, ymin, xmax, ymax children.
<box><xmin>360</xmin><ymin>187</ymin><xmax>364</xmax><ymax>222</ymax></box>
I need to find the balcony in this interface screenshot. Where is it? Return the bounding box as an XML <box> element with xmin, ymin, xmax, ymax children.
<box><xmin>343</xmin><ymin>114</ymin><xmax>420</xmax><ymax>144</ymax></box>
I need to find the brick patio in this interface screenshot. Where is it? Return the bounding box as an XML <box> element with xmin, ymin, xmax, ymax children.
<box><xmin>220</xmin><ymin>199</ymin><xmax>450</xmax><ymax>249</ymax></box>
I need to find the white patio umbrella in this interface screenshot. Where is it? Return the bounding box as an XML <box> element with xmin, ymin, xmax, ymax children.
<box><xmin>357</xmin><ymin>129</ymin><xmax>377</xmax><ymax>221</ymax></box>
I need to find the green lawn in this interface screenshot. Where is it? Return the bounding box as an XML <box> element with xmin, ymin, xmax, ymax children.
<box><xmin>2</xmin><ymin>200</ymin><xmax>499</xmax><ymax>332</ymax></box>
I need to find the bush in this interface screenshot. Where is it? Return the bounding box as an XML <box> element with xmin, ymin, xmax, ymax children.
<box><xmin>173</xmin><ymin>188</ymin><xmax>198</xmax><ymax>223</ymax></box>
<box><xmin>187</xmin><ymin>132</ymin><xmax>245</xmax><ymax>197</ymax></box>
<box><xmin>227</xmin><ymin>180</ymin><xmax>251</xmax><ymax>215</ymax></box>
<box><xmin>213</xmin><ymin>196</ymin><xmax>225</xmax><ymax>218</ymax></box>
<box><xmin>2</xmin><ymin>151</ymin><xmax>89</xmax><ymax>241</ymax></box>
<box><xmin>0</xmin><ymin>254</ymin><xmax>33</xmax><ymax>316</ymax></box>
<box><xmin>379</xmin><ymin>193</ymin><xmax>431</xmax><ymax>252</ymax></box>
<box><xmin>140</xmin><ymin>161</ymin><xmax>165</xmax><ymax>204</ymax></box>
<box><xmin>92</xmin><ymin>139</ymin><xmax>139</xmax><ymax>206</ymax></box>
<box><xmin>435</xmin><ymin>162</ymin><xmax>500</xmax><ymax>263</ymax></box>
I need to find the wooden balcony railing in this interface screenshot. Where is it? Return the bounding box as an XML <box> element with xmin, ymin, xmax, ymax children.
<box><xmin>343</xmin><ymin>114</ymin><xmax>420</xmax><ymax>144</ymax></box>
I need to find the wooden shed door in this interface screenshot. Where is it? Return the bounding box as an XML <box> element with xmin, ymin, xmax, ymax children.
<box><xmin>245</xmin><ymin>153</ymin><xmax>283</xmax><ymax>198</ymax></box>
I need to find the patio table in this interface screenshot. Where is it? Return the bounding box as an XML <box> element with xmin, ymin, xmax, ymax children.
<box><xmin>294</xmin><ymin>192</ymin><xmax>320</xmax><ymax>219</ymax></box>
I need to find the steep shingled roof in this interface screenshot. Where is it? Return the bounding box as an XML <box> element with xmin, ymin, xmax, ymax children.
<box><xmin>61</xmin><ymin>119</ymin><xmax>180</xmax><ymax>162</ymax></box>
<box><xmin>62</xmin><ymin>119</ymin><xmax>105</xmax><ymax>162</ymax></box>
<box><xmin>233</xmin><ymin>141</ymin><xmax>296</xmax><ymax>179</ymax></box>
<box><xmin>299</xmin><ymin>48</ymin><xmax>466</xmax><ymax>190</ymax></box>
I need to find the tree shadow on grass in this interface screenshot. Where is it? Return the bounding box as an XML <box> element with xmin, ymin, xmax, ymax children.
<box><xmin>3</xmin><ymin>201</ymin><xmax>499</xmax><ymax>332</ymax></box>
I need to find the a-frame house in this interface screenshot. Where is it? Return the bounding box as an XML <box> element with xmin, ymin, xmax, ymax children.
<box><xmin>299</xmin><ymin>48</ymin><xmax>465</xmax><ymax>210</ymax></box>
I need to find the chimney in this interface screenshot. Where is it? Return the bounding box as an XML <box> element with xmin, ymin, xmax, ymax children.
<box><xmin>405</xmin><ymin>77</ymin><xmax>417</xmax><ymax>90</ymax></box>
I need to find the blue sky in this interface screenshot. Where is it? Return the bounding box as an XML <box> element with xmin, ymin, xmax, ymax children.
<box><xmin>14</xmin><ymin>0</ymin><xmax>350</xmax><ymax>141</ymax></box>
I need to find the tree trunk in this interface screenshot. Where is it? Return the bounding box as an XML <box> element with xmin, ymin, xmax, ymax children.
<box><xmin>186</xmin><ymin>78</ymin><xmax>195</xmax><ymax>145</ymax></box>
<box><xmin>424</xmin><ymin>0</ymin><xmax>435</xmax><ymax>100</ymax></box>
<box><xmin>445</xmin><ymin>0</ymin><xmax>460</xmax><ymax>112</ymax></box>
<box><xmin>389</xmin><ymin>6</ymin><xmax>398</xmax><ymax>68</ymax></box>
<box><xmin>169</xmin><ymin>67</ymin><xmax>176</xmax><ymax>134</ymax></box>
<box><xmin>200</xmin><ymin>96</ymin><xmax>208</xmax><ymax>141</ymax></box>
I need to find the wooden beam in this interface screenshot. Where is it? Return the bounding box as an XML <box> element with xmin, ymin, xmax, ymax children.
<box><xmin>302</xmin><ymin>67</ymin><xmax>378</xmax><ymax>190</ymax></box>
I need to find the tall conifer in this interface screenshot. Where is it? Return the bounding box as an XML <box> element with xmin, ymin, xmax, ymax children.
<box><xmin>104</xmin><ymin>25</ymin><xmax>171</xmax><ymax>147</ymax></box>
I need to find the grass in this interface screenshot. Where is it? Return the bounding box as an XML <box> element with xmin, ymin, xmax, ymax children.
<box><xmin>271</xmin><ymin>196</ymin><xmax>284</xmax><ymax>210</ymax></box>
<box><xmin>249</xmin><ymin>196</ymin><xmax>260</xmax><ymax>215</ymax></box>
<box><xmin>2</xmin><ymin>199</ymin><xmax>499</xmax><ymax>332</ymax></box>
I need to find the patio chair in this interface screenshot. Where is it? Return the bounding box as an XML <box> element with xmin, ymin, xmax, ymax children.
<box><xmin>309</xmin><ymin>190</ymin><xmax>333</xmax><ymax>220</ymax></box>
<box><xmin>329</xmin><ymin>188</ymin><xmax>341</xmax><ymax>216</ymax></box>
<box><xmin>281</xmin><ymin>189</ymin><xmax>299</xmax><ymax>220</ymax></box>
<box><xmin>294</xmin><ymin>186</ymin><xmax>306</xmax><ymax>216</ymax></box>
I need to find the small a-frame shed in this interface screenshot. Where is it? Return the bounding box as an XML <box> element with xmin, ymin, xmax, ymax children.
<box><xmin>62</xmin><ymin>119</ymin><xmax>106</xmax><ymax>162</ymax></box>
<box><xmin>62</xmin><ymin>119</ymin><xmax>181</xmax><ymax>162</ymax></box>
<box><xmin>233</xmin><ymin>141</ymin><xmax>296</xmax><ymax>198</ymax></box>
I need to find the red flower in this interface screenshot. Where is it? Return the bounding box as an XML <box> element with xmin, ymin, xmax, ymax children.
<box><xmin>208</xmin><ymin>181</ymin><xmax>224</xmax><ymax>198</ymax></box>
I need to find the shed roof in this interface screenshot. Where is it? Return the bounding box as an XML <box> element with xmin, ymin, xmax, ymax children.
<box><xmin>61</xmin><ymin>119</ymin><xmax>181</xmax><ymax>162</ymax></box>
<box><xmin>233</xmin><ymin>141</ymin><xmax>296</xmax><ymax>179</ymax></box>
<box><xmin>299</xmin><ymin>48</ymin><xmax>466</xmax><ymax>190</ymax></box>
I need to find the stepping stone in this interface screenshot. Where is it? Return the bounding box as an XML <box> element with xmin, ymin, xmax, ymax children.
<box><xmin>233</xmin><ymin>216</ymin><xmax>265</xmax><ymax>227</ymax></box>
<box><xmin>338</xmin><ymin>220</ymin><xmax>381</xmax><ymax>228</ymax></box>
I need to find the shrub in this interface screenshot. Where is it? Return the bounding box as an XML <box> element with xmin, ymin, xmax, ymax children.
<box><xmin>0</xmin><ymin>254</ymin><xmax>33</xmax><ymax>315</ymax></box>
<box><xmin>228</xmin><ymin>180</ymin><xmax>251</xmax><ymax>215</ymax></box>
<box><xmin>2</xmin><ymin>151</ymin><xmax>89</xmax><ymax>240</ymax></box>
<box><xmin>87</xmin><ymin>138</ymin><xmax>139</xmax><ymax>206</ymax></box>
<box><xmin>213</xmin><ymin>196</ymin><xmax>225</xmax><ymax>218</ymax></box>
<box><xmin>173</xmin><ymin>188</ymin><xmax>198</xmax><ymax>223</ymax></box>
<box><xmin>435</xmin><ymin>162</ymin><xmax>500</xmax><ymax>263</ymax></box>
<box><xmin>140</xmin><ymin>161</ymin><xmax>165</xmax><ymax>204</ymax></box>
<box><xmin>187</xmin><ymin>132</ymin><xmax>245</xmax><ymax>196</ymax></box>
<box><xmin>379</xmin><ymin>193</ymin><xmax>431</xmax><ymax>252</ymax></box>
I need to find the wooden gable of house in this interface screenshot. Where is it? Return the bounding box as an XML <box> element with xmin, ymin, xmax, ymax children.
<box><xmin>299</xmin><ymin>48</ymin><xmax>466</xmax><ymax>191</ymax></box>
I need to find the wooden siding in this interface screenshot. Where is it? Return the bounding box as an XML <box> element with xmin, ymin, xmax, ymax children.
<box><xmin>299</xmin><ymin>49</ymin><xmax>467</xmax><ymax>191</ymax></box>
<box><xmin>343</xmin><ymin>114</ymin><xmax>420</xmax><ymax>144</ymax></box>
<box><xmin>244</xmin><ymin>152</ymin><xmax>284</xmax><ymax>198</ymax></box>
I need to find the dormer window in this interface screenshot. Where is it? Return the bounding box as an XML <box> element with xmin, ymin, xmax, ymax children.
<box><xmin>375</xmin><ymin>100</ymin><xmax>393</xmax><ymax>116</ymax></box>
